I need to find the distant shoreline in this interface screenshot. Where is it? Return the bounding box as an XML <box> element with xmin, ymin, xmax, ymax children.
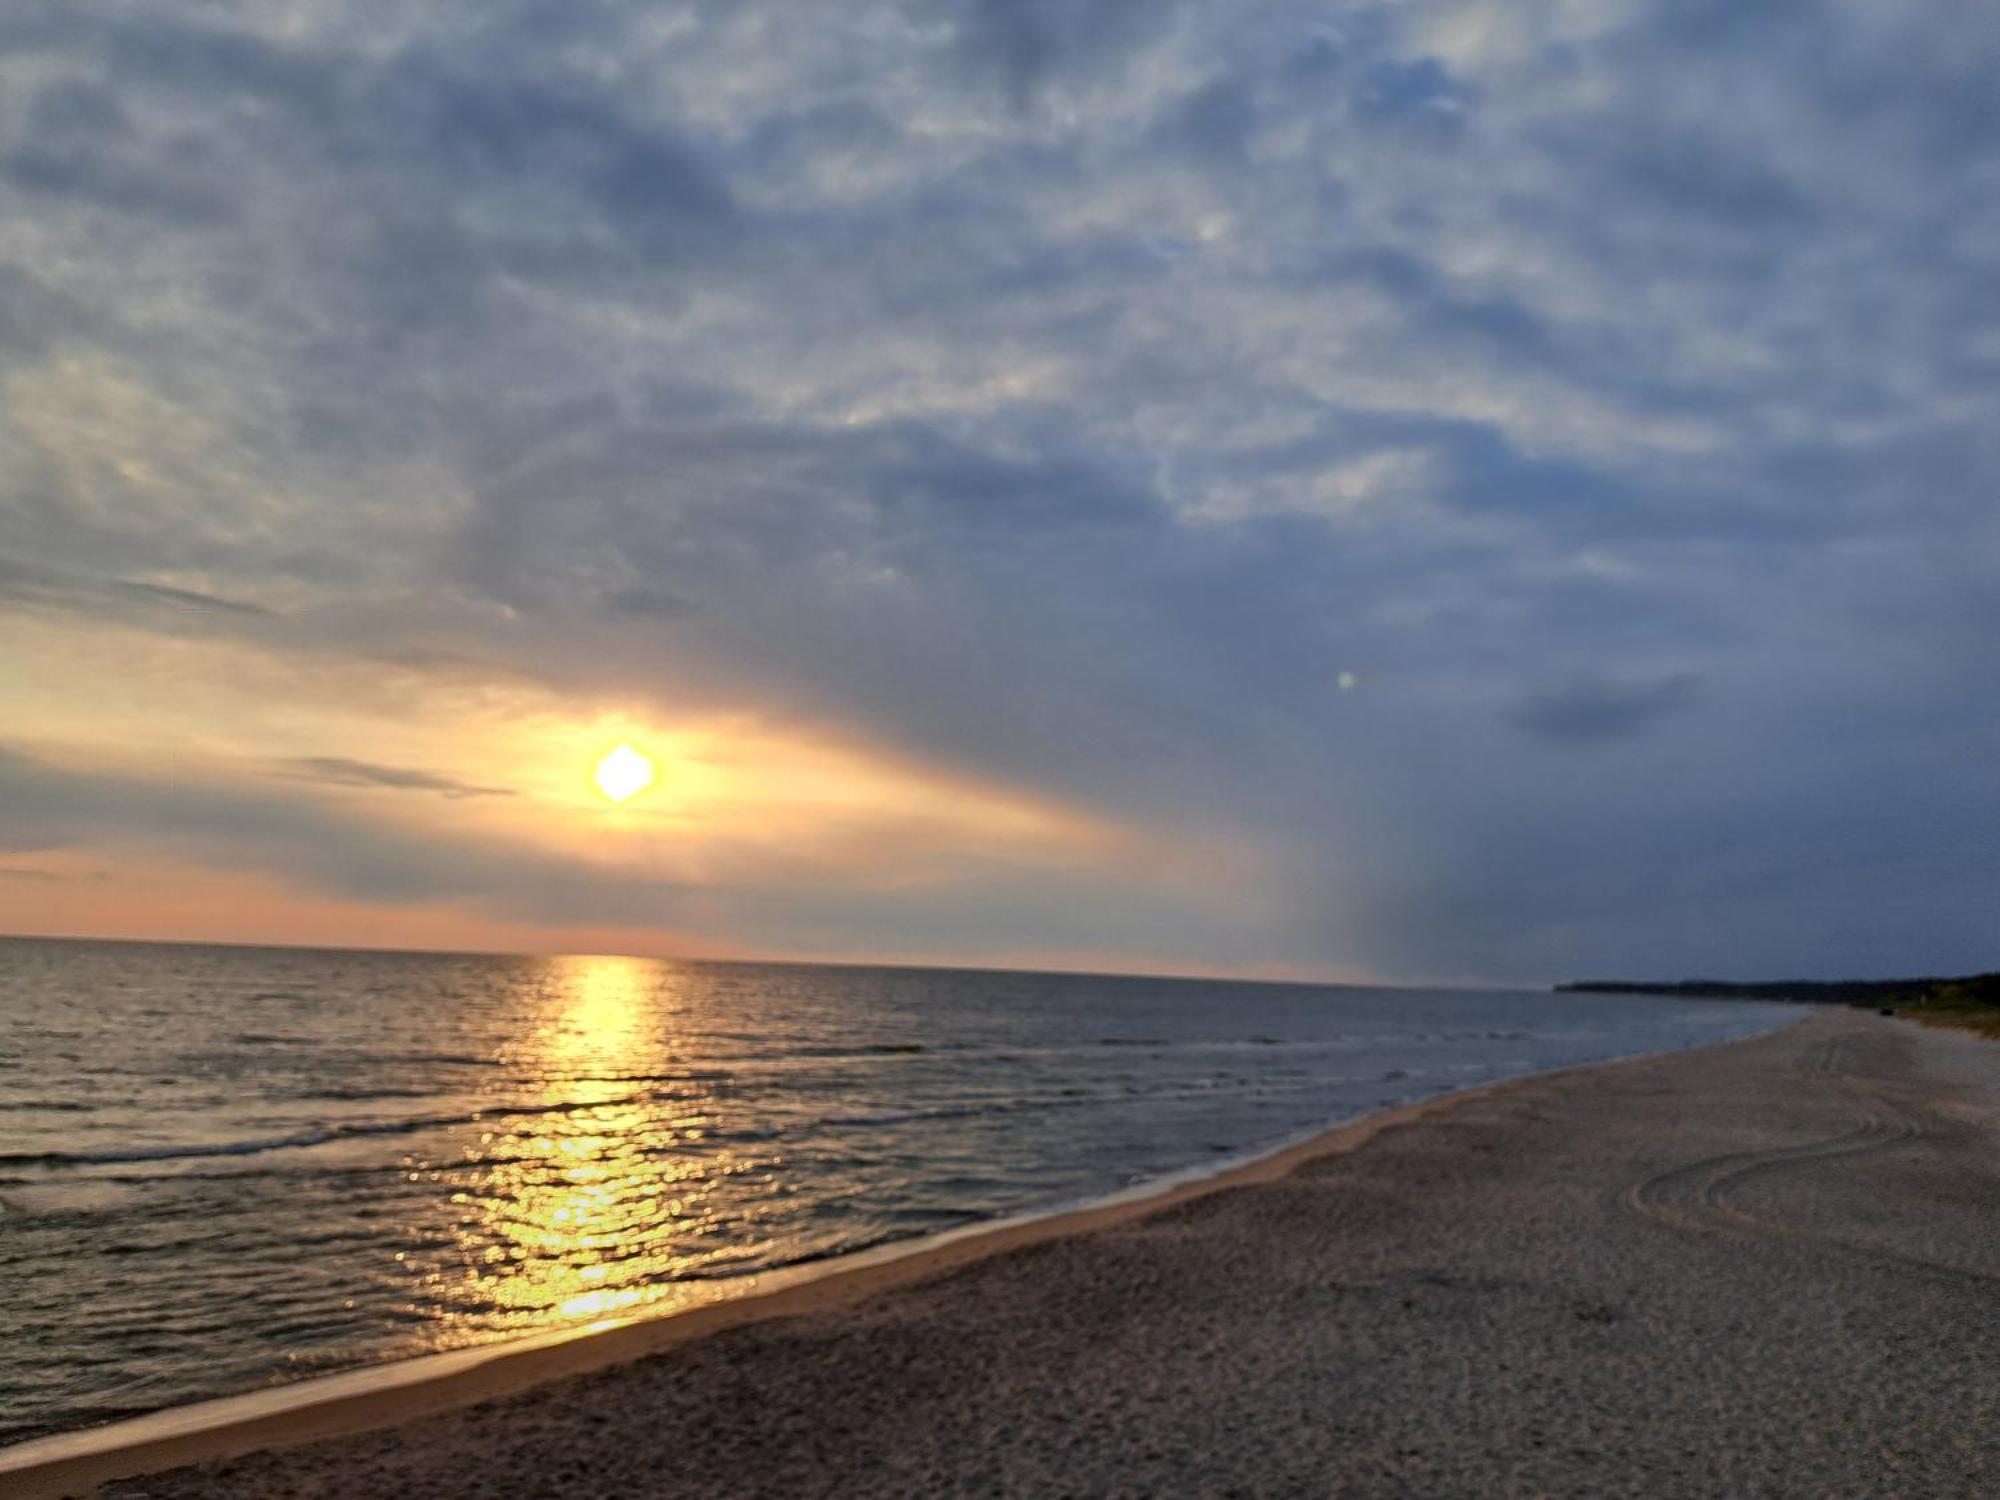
<box><xmin>1557</xmin><ymin>971</ymin><xmax>2000</xmax><ymax>1008</ymax></box>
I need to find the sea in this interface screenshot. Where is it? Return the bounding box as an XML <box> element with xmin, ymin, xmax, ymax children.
<box><xmin>0</xmin><ymin>937</ymin><xmax>1798</xmax><ymax>1447</ymax></box>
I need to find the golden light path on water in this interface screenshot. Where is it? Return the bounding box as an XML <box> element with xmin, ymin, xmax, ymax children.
<box><xmin>426</xmin><ymin>955</ymin><xmax>771</xmax><ymax>1342</ymax></box>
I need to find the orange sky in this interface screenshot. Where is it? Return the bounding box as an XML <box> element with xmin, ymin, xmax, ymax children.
<box><xmin>0</xmin><ymin>605</ymin><xmax>1314</xmax><ymax>977</ymax></box>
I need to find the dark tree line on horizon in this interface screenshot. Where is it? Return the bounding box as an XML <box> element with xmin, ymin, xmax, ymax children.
<box><xmin>1556</xmin><ymin>974</ymin><xmax>2000</xmax><ymax>1009</ymax></box>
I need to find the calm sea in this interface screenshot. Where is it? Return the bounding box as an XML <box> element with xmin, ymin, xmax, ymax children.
<box><xmin>0</xmin><ymin>937</ymin><xmax>1796</xmax><ymax>1446</ymax></box>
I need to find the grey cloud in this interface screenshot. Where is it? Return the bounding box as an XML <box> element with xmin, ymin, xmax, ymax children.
<box><xmin>597</xmin><ymin>585</ymin><xmax>697</xmax><ymax>620</ymax></box>
<box><xmin>951</xmin><ymin>0</ymin><xmax>1182</xmax><ymax>109</ymax></box>
<box><xmin>277</xmin><ymin>758</ymin><xmax>516</xmax><ymax>800</ymax></box>
<box><xmin>364</xmin><ymin>61</ymin><xmax>739</xmax><ymax>262</ymax></box>
<box><xmin>0</xmin><ymin>265</ymin><xmax>91</xmax><ymax>365</ymax></box>
<box><xmin>0</xmin><ymin>557</ymin><xmax>273</xmax><ymax>620</ymax></box>
<box><xmin>1506</xmin><ymin>673</ymin><xmax>1704</xmax><ymax>744</ymax></box>
<box><xmin>3</xmin><ymin>141</ymin><xmax>236</xmax><ymax>229</ymax></box>
<box><xmin>1357</xmin><ymin>55</ymin><xmax>1473</xmax><ymax>129</ymax></box>
<box><xmin>4</xmin><ymin>77</ymin><xmax>238</xmax><ymax>225</ymax></box>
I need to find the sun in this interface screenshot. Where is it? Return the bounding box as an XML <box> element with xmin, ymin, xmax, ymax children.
<box><xmin>592</xmin><ymin>742</ymin><xmax>656</xmax><ymax>804</ymax></box>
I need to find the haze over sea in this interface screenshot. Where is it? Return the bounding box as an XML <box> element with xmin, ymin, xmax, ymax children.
<box><xmin>0</xmin><ymin>937</ymin><xmax>1795</xmax><ymax>1446</ymax></box>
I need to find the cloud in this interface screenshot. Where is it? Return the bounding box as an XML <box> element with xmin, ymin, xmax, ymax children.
<box><xmin>951</xmin><ymin>0</ymin><xmax>1185</xmax><ymax>110</ymax></box>
<box><xmin>276</xmin><ymin>757</ymin><xmax>516</xmax><ymax>800</ymax></box>
<box><xmin>0</xmin><ymin>557</ymin><xmax>272</xmax><ymax>620</ymax></box>
<box><xmin>596</xmin><ymin>585</ymin><xmax>697</xmax><ymax>621</ymax></box>
<box><xmin>1506</xmin><ymin>672</ymin><xmax>1703</xmax><ymax>744</ymax></box>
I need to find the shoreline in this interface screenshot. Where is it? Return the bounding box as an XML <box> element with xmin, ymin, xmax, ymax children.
<box><xmin>0</xmin><ymin>1020</ymin><xmax>1804</xmax><ymax>1499</ymax></box>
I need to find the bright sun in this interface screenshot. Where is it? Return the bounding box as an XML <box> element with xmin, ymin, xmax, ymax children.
<box><xmin>593</xmin><ymin>742</ymin><xmax>656</xmax><ymax>804</ymax></box>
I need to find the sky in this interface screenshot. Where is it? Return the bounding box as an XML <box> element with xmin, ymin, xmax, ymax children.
<box><xmin>1</xmin><ymin>0</ymin><xmax>1995</xmax><ymax>984</ymax></box>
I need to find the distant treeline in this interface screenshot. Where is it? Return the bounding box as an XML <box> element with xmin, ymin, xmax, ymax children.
<box><xmin>1555</xmin><ymin>974</ymin><xmax>2000</xmax><ymax>1008</ymax></box>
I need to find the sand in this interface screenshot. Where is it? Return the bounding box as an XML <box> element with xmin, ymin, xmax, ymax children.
<box><xmin>23</xmin><ymin>1010</ymin><xmax>2000</xmax><ymax>1497</ymax></box>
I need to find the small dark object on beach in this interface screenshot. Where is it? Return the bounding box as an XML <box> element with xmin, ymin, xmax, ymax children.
<box><xmin>1879</xmin><ymin>1008</ymin><xmax>1895</xmax><ymax>1017</ymax></box>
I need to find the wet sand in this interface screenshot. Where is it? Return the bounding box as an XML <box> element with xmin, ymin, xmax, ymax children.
<box><xmin>27</xmin><ymin>1010</ymin><xmax>2000</xmax><ymax>1497</ymax></box>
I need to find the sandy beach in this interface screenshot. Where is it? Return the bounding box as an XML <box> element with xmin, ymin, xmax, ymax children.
<box><xmin>21</xmin><ymin>1009</ymin><xmax>2000</xmax><ymax>1498</ymax></box>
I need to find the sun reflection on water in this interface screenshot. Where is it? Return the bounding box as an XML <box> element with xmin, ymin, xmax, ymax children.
<box><xmin>536</xmin><ymin>952</ymin><xmax>657</xmax><ymax>1079</ymax></box>
<box><xmin>423</xmin><ymin>954</ymin><xmax>770</xmax><ymax>1342</ymax></box>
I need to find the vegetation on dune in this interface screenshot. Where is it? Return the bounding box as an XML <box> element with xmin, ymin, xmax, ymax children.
<box><xmin>1558</xmin><ymin>973</ymin><xmax>2000</xmax><ymax>1041</ymax></box>
<box><xmin>1900</xmin><ymin>978</ymin><xmax>2000</xmax><ymax>1040</ymax></box>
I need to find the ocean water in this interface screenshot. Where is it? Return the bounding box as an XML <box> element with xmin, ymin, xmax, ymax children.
<box><xmin>0</xmin><ymin>937</ymin><xmax>1797</xmax><ymax>1446</ymax></box>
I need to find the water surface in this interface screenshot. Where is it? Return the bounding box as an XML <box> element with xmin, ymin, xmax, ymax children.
<box><xmin>0</xmin><ymin>938</ymin><xmax>1797</xmax><ymax>1445</ymax></box>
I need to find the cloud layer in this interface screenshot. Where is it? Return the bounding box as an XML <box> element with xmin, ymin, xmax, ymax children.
<box><xmin>1</xmin><ymin>0</ymin><xmax>1995</xmax><ymax>980</ymax></box>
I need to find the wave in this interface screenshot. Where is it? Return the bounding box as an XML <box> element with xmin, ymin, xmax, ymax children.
<box><xmin>0</xmin><ymin>1087</ymin><xmax>702</xmax><ymax>1171</ymax></box>
<box><xmin>528</xmin><ymin>1068</ymin><xmax>734</xmax><ymax>1087</ymax></box>
<box><xmin>392</xmin><ymin>1052</ymin><xmax>507</xmax><ymax>1069</ymax></box>
<box><xmin>804</xmin><ymin>1068</ymin><xmax>1409</xmax><ymax>1133</ymax></box>
<box><xmin>748</xmin><ymin>1031</ymin><xmax>1541</xmax><ymax>1066</ymax></box>
<box><xmin>0</xmin><ymin>1125</ymin><xmax>407</xmax><ymax>1169</ymax></box>
<box><xmin>224</xmin><ymin>1033</ymin><xmax>1550</xmax><ymax>1094</ymax></box>
<box><xmin>0</xmin><ymin>1062</ymin><xmax>1438</xmax><ymax>1176</ymax></box>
